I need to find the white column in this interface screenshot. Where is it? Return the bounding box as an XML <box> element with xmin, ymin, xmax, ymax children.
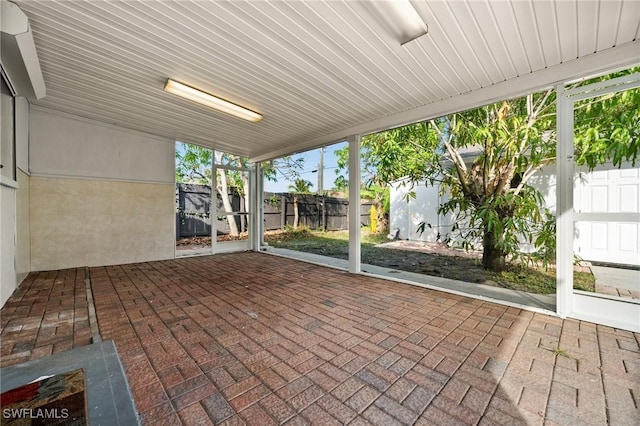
<box><xmin>211</xmin><ymin>154</ymin><xmax>218</xmax><ymax>254</ymax></box>
<box><xmin>248</xmin><ymin>162</ymin><xmax>262</xmax><ymax>251</ymax></box>
<box><xmin>348</xmin><ymin>135</ymin><xmax>361</xmax><ymax>273</ymax></box>
<box><xmin>556</xmin><ymin>84</ymin><xmax>574</xmax><ymax>317</ymax></box>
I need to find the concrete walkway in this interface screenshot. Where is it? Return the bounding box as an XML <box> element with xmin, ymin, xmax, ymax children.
<box><xmin>2</xmin><ymin>253</ymin><xmax>638</xmax><ymax>425</ymax></box>
<box><xmin>591</xmin><ymin>265</ymin><xmax>640</xmax><ymax>299</ymax></box>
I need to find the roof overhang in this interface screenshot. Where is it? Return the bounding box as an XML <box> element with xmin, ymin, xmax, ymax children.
<box><xmin>8</xmin><ymin>0</ymin><xmax>640</xmax><ymax>161</ymax></box>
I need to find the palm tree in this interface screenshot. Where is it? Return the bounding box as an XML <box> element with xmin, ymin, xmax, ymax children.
<box><xmin>288</xmin><ymin>178</ymin><xmax>312</xmax><ymax>229</ymax></box>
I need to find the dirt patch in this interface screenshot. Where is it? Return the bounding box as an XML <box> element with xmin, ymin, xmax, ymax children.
<box><xmin>378</xmin><ymin>240</ymin><xmax>482</xmax><ymax>260</ymax></box>
<box><xmin>178</xmin><ymin>230</ymin><xmax>594</xmax><ymax>294</ymax></box>
<box><xmin>366</xmin><ymin>242</ymin><xmax>492</xmax><ymax>284</ymax></box>
<box><xmin>177</xmin><ymin>234</ymin><xmax>248</xmax><ymax>248</ymax></box>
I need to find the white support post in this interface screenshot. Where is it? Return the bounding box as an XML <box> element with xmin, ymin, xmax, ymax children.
<box><xmin>248</xmin><ymin>162</ymin><xmax>261</xmax><ymax>251</ymax></box>
<box><xmin>556</xmin><ymin>84</ymin><xmax>574</xmax><ymax>318</ymax></box>
<box><xmin>211</xmin><ymin>155</ymin><xmax>218</xmax><ymax>254</ymax></box>
<box><xmin>348</xmin><ymin>135</ymin><xmax>361</xmax><ymax>273</ymax></box>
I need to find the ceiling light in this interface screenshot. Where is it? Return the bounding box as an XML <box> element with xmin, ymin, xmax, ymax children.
<box><xmin>164</xmin><ymin>79</ymin><xmax>262</xmax><ymax>122</ymax></box>
<box><xmin>365</xmin><ymin>0</ymin><xmax>428</xmax><ymax>45</ymax></box>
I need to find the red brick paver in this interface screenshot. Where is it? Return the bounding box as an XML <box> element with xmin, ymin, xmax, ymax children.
<box><xmin>1</xmin><ymin>253</ymin><xmax>639</xmax><ymax>425</ymax></box>
<box><xmin>1</xmin><ymin>268</ymin><xmax>92</xmax><ymax>366</ymax></box>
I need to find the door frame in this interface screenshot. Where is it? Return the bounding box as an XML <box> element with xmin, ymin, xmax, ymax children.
<box><xmin>556</xmin><ymin>71</ymin><xmax>640</xmax><ymax>332</ymax></box>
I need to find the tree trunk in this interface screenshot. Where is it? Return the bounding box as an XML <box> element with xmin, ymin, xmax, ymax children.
<box><xmin>241</xmin><ymin>172</ymin><xmax>250</xmax><ymax>232</ymax></box>
<box><xmin>375</xmin><ymin>201</ymin><xmax>388</xmax><ymax>234</ymax></box>
<box><xmin>293</xmin><ymin>195</ymin><xmax>299</xmax><ymax>230</ymax></box>
<box><xmin>482</xmin><ymin>229</ymin><xmax>506</xmax><ymax>272</ymax></box>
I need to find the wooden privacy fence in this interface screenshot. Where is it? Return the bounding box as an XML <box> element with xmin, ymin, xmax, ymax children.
<box><xmin>176</xmin><ymin>184</ymin><xmax>373</xmax><ymax>239</ymax></box>
<box><xmin>176</xmin><ymin>183</ymin><xmax>243</xmax><ymax>239</ymax></box>
<box><xmin>263</xmin><ymin>193</ymin><xmax>373</xmax><ymax>231</ymax></box>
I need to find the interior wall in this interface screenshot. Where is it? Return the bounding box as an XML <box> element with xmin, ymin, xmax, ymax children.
<box><xmin>30</xmin><ymin>177</ymin><xmax>174</xmax><ymax>270</ymax></box>
<box><xmin>29</xmin><ymin>107</ymin><xmax>175</xmax><ymax>271</ymax></box>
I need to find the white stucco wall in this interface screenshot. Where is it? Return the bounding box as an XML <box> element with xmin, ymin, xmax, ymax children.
<box><xmin>28</xmin><ymin>107</ymin><xmax>176</xmax><ymax>271</ymax></box>
<box><xmin>30</xmin><ymin>177</ymin><xmax>175</xmax><ymax>270</ymax></box>
<box><xmin>30</xmin><ymin>107</ymin><xmax>174</xmax><ymax>183</ymax></box>
<box><xmin>390</xmin><ymin>163</ymin><xmax>640</xmax><ymax>266</ymax></box>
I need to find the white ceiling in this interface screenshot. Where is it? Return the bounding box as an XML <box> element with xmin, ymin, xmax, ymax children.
<box><xmin>13</xmin><ymin>0</ymin><xmax>640</xmax><ymax>161</ymax></box>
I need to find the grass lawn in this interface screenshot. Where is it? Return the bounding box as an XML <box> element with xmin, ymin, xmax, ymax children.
<box><xmin>265</xmin><ymin>228</ymin><xmax>596</xmax><ymax>295</ymax></box>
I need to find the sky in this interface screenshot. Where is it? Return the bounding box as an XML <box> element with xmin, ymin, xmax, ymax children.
<box><xmin>264</xmin><ymin>141</ymin><xmax>348</xmax><ymax>193</ymax></box>
<box><xmin>175</xmin><ymin>140</ymin><xmax>349</xmax><ymax>193</ymax></box>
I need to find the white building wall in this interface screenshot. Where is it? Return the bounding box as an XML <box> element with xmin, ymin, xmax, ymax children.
<box><xmin>29</xmin><ymin>107</ymin><xmax>176</xmax><ymax>271</ymax></box>
<box><xmin>30</xmin><ymin>107</ymin><xmax>174</xmax><ymax>183</ymax></box>
<box><xmin>390</xmin><ymin>181</ymin><xmax>454</xmax><ymax>242</ymax></box>
<box><xmin>390</xmin><ymin>162</ymin><xmax>640</xmax><ymax>266</ymax></box>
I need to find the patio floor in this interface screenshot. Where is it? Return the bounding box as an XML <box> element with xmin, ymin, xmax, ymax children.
<box><xmin>1</xmin><ymin>252</ymin><xmax>638</xmax><ymax>425</ymax></box>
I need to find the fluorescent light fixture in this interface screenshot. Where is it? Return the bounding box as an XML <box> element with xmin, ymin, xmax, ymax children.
<box><xmin>365</xmin><ymin>0</ymin><xmax>428</xmax><ymax>45</ymax></box>
<box><xmin>164</xmin><ymin>79</ymin><xmax>262</xmax><ymax>122</ymax></box>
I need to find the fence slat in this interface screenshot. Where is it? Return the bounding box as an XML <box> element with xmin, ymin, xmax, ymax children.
<box><xmin>177</xmin><ymin>183</ymin><xmax>373</xmax><ymax>238</ymax></box>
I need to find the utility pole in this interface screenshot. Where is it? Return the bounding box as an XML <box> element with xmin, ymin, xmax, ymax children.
<box><xmin>317</xmin><ymin>147</ymin><xmax>325</xmax><ymax>230</ymax></box>
<box><xmin>317</xmin><ymin>147</ymin><xmax>324</xmax><ymax>195</ymax></box>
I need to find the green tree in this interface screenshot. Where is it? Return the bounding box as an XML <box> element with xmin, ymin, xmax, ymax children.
<box><xmin>175</xmin><ymin>143</ymin><xmax>212</xmax><ymax>184</ymax></box>
<box><xmin>263</xmin><ymin>157</ymin><xmax>305</xmax><ymax>183</ymax></box>
<box><xmin>333</xmin><ymin>145</ymin><xmax>397</xmax><ymax>234</ymax></box>
<box><xmin>347</xmin><ymin>68</ymin><xmax>639</xmax><ymax>271</ymax></box>
<box><xmin>175</xmin><ymin>143</ymin><xmax>242</xmax><ymax>235</ymax></box>
<box><xmin>176</xmin><ymin>143</ymin><xmax>306</xmax><ymax>236</ymax></box>
<box><xmin>288</xmin><ymin>178</ymin><xmax>312</xmax><ymax>230</ymax></box>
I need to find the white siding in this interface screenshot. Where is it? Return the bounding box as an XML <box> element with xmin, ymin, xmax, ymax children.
<box><xmin>391</xmin><ymin>163</ymin><xmax>640</xmax><ymax>266</ymax></box>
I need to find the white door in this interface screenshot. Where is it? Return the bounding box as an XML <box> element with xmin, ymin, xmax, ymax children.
<box><xmin>574</xmin><ymin>164</ymin><xmax>640</xmax><ymax>266</ymax></box>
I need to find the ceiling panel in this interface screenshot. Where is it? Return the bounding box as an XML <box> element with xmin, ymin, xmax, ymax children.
<box><xmin>511</xmin><ymin>1</ymin><xmax>547</xmax><ymax>71</ymax></box>
<box><xmin>533</xmin><ymin>0</ymin><xmax>562</xmax><ymax>67</ymax></box>
<box><xmin>9</xmin><ymin>0</ymin><xmax>639</xmax><ymax>161</ymax></box>
<box><xmin>556</xmin><ymin>0</ymin><xmax>578</xmax><ymax>62</ymax></box>
<box><xmin>488</xmin><ymin>2</ymin><xmax>532</xmax><ymax>78</ymax></box>
<box><xmin>596</xmin><ymin>1</ymin><xmax>623</xmax><ymax>51</ymax></box>
<box><xmin>576</xmin><ymin>1</ymin><xmax>599</xmax><ymax>57</ymax></box>
<box><xmin>618</xmin><ymin>1</ymin><xmax>640</xmax><ymax>44</ymax></box>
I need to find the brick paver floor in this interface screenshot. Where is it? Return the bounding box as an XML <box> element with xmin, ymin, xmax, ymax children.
<box><xmin>1</xmin><ymin>252</ymin><xmax>639</xmax><ymax>425</ymax></box>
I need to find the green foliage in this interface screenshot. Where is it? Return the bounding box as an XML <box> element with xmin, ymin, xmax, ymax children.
<box><xmin>333</xmin><ymin>146</ymin><xmax>349</xmax><ymax>192</ymax></box>
<box><xmin>350</xmin><ymin>67</ymin><xmax>639</xmax><ymax>271</ymax></box>
<box><xmin>361</xmin><ymin>185</ymin><xmax>390</xmax><ymax>213</ymax></box>
<box><xmin>177</xmin><ymin>142</ymin><xmax>306</xmax><ymax>189</ymax></box>
<box><xmin>574</xmin><ymin>86</ymin><xmax>640</xmax><ymax>168</ymax></box>
<box><xmin>288</xmin><ymin>178</ymin><xmax>313</xmax><ymax>194</ymax></box>
<box><xmin>333</xmin><ymin>143</ymin><xmax>394</xmax><ymax>233</ymax></box>
<box><xmin>363</xmin><ymin>123</ymin><xmax>439</xmax><ymax>185</ymax></box>
<box><xmin>280</xmin><ymin>225</ymin><xmax>311</xmax><ymax>236</ymax></box>
<box><xmin>175</xmin><ymin>142</ymin><xmax>213</xmax><ymax>184</ymax></box>
<box><xmin>262</xmin><ymin>156</ymin><xmax>305</xmax><ymax>183</ymax></box>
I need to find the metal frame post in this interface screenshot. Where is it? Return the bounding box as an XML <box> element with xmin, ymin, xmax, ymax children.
<box><xmin>348</xmin><ymin>135</ymin><xmax>361</xmax><ymax>273</ymax></box>
<box><xmin>248</xmin><ymin>162</ymin><xmax>262</xmax><ymax>251</ymax></box>
<box><xmin>555</xmin><ymin>83</ymin><xmax>574</xmax><ymax>318</ymax></box>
